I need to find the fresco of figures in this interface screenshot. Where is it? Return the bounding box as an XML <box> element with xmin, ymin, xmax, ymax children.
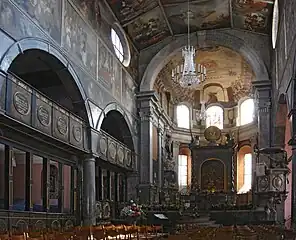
<box><xmin>72</xmin><ymin>0</ymin><xmax>101</xmax><ymax>31</ymax></box>
<box><xmin>122</xmin><ymin>70</ymin><xmax>135</xmax><ymax>113</ymax></box>
<box><xmin>107</xmin><ymin>0</ymin><xmax>158</xmax><ymax>25</ymax></box>
<box><xmin>0</xmin><ymin>0</ymin><xmax>46</xmax><ymax>40</ymax></box>
<box><xmin>13</xmin><ymin>0</ymin><xmax>61</xmax><ymax>42</ymax></box>
<box><xmin>127</xmin><ymin>7</ymin><xmax>170</xmax><ymax>49</ymax></box>
<box><xmin>63</xmin><ymin>0</ymin><xmax>97</xmax><ymax>77</ymax></box>
<box><xmin>98</xmin><ymin>40</ymin><xmax>114</xmax><ymax>88</ymax></box>
<box><xmin>164</xmin><ymin>0</ymin><xmax>230</xmax><ymax>34</ymax></box>
<box><xmin>232</xmin><ymin>0</ymin><xmax>272</xmax><ymax>34</ymax></box>
<box><xmin>112</xmin><ymin>60</ymin><xmax>122</xmax><ymax>102</ymax></box>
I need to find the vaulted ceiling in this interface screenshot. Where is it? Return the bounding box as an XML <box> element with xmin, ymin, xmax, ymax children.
<box><xmin>106</xmin><ymin>0</ymin><xmax>273</xmax><ymax>50</ymax></box>
<box><xmin>154</xmin><ymin>46</ymin><xmax>254</xmax><ymax>106</ymax></box>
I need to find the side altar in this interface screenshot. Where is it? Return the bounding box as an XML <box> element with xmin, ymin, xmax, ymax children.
<box><xmin>190</xmin><ymin>126</ymin><xmax>236</xmax><ymax>210</ymax></box>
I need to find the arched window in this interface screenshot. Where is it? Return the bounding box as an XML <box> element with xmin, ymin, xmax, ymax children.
<box><xmin>237</xmin><ymin>146</ymin><xmax>252</xmax><ymax>194</ymax></box>
<box><xmin>176</xmin><ymin>104</ymin><xmax>190</xmax><ymax>129</ymax></box>
<box><xmin>240</xmin><ymin>99</ymin><xmax>255</xmax><ymax>126</ymax></box>
<box><xmin>206</xmin><ymin>105</ymin><xmax>223</xmax><ymax>129</ymax></box>
<box><xmin>178</xmin><ymin>155</ymin><xmax>188</xmax><ymax>190</ymax></box>
<box><xmin>111</xmin><ymin>28</ymin><xmax>124</xmax><ymax>62</ymax></box>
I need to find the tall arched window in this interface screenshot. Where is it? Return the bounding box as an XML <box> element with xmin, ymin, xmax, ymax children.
<box><xmin>176</xmin><ymin>104</ymin><xmax>190</xmax><ymax>129</ymax></box>
<box><xmin>178</xmin><ymin>155</ymin><xmax>188</xmax><ymax>190</ymax></box>
<box><xmin>237</xmin><ymin>145</ymin><xmax>252</xmax><ymax>194</ymax></box>
<box><xmin>240</xmin><ymin>98</ymin><xmax>254</xmax><ymax>126</ymax></box>
<box><xmin>206</xmin><ymin>105</ymin><xmax>224</xmax><ymax>129</ymax></box>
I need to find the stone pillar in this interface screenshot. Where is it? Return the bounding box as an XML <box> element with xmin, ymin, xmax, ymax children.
<box><xmin>137</xmin><ymin>91</ymin><xmax>158</xmax><ymax>204</ymax></box>
<box><xmin>173</xmin><ymin>141</ymin><xmax>180</xmax><ymax>181</ymax></box>
<box><xmin>253</xmin><ymin>80</ymin><xmax>272</xmax><ymax>150</ymax></box>
<box><xmin>288</xmin><ymin>109</ymin><xmax>296</xmax><ymax>228</ymax></box>
<box><xmin>83</xmin><ymin>155</ymin><xmax>96</xmax><ymax>226</ymax></box>
<box><xmin>157</xmin><ymin>127</ymin><xmax>164</xmax><ymax>188</ymax></box>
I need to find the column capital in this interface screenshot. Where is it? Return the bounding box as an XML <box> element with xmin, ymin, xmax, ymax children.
<box><xmin>139</xmin><ymin>108</ymin><xmax>153</xmax><ymax>122</ymax></box>
<box><xmin>83</xmin><ymin>154</ymin><xmax>96</xmax><ymax>162</ymax></box>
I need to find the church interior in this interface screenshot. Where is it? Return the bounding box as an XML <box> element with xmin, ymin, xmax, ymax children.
<box><xmin>0</xmin><ymin>0</ymin><xmax>296</xmax><ymax>239</ymax></box>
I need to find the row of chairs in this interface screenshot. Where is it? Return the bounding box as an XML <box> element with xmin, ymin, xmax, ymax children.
<box><xmin>168</xmin><ymin>225</ymin><xmax>296</xmax><ymax>240</ymax></box>
<box><xmin>0</xmin><ymin>225</ymin><xmax>163</xmax><ymax>240</ymax></box>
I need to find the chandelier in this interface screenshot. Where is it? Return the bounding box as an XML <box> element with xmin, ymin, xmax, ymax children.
<box><xmin>171</xmin><ymin>0</ymin><xmax>206</xmax><ymax>88</ymax></box>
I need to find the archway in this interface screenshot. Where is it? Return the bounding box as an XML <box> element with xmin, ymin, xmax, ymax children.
<box><xmin>100</xmin><ymin>110</ymin><xmax>134</xmax><ymax>151</ymax></box>
<box><xmin>7</xmin><ymin>49</ymin><xmax>88</xmax><ymax>122</ymax></box>
<box><xmin>140</xmin><ymin>31</ymin><xmax>269</xmax><ymax>92</ymax></box>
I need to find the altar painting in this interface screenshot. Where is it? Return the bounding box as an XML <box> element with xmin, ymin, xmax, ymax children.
<box><xmin>201</xmin><ymin>159</ymin><xmax>225</xmax><ymax>191</ymax></box>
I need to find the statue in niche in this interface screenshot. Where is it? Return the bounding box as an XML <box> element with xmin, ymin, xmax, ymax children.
<box><xmin>164</xmin><ymin>134</ymin><xmax>173</xmax><ymax>160</ymax></box>
<box><xmin>190</xmin><ymin>135</ymin><xmax>200</xmax><ymax>147</ymax></box>
<box><xmin>225</xmin><ymin>133</ymin><xmax>234</xmax><ymax>146</ymax></box>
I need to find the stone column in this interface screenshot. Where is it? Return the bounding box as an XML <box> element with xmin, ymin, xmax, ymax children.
<box><xmin>137</xmin><ymin>91</ymin><xmax>158</xmax><ymax>204</ymax></box>
<box><xmin>288</xmin><ymin>109</ymin><xmax>296</xmax><ymax>228</ymax></box>
<box><xmin>173</xmin><ymin>141</ymin><xmax>180</xmax><ymax>182</ymax></box>
<box><xmin>157</xmin><ymin>127</ymin><xmax>164</xmax><ymax>188</ymax></box>
<box><xmin>83</xmin><ymin>155</ymin><xmax>96</xmax><ymax>226</ymax></box>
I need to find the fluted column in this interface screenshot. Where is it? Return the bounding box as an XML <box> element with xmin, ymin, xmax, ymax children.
<box><xmin>83</xmin><ymin>155</ymin><xmax>96</xmax><ymax>226</ymax></box>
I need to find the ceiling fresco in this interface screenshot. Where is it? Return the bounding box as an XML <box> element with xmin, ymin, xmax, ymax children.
<box><xmin>106</xmin><ymin>0</ymin><xmax>273</xmax><ymax>50</ymax></box>
<box><xmin>164</xmin><ymin>0</ymin><xmax>230</xmax><ymax>34</ymax></box>
<box><xmin>232</xmin><ymin>0</ymin><xmax>272</xmax><ymax>34</ymax></box>
<box><xmin>126</xmin><ymin>7</ymin><xmax>171</xmax><ymax>49</ymax></box>
<box><xmin>154</xmin><ymin>46</ymin><xmax>254</xmax><ymax>105</ymax></box>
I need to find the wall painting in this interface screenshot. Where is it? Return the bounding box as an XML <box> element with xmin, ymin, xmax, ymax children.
<box><xmin>13</xmin><ymin>0</ymin><xmax>61</xmax><ymax>42</ymax></box>
<box><xmin>98</xmin><ymin>40</ymin><xmax>113</xmax><ymax>89</ymax></box>
<box><xmin>71</xmin><ymin>0</ymin><xmax>101</xmax><ymax>31</ymax></box>
<box><xmin>63</xmin><ymin>0</ymin><xmax>97</xmax><ymax>77</ymax></box>
<box><xmin>0</xmin><ymin>0</ymin><xmax>46</xmax><ymax>40</ymax></box>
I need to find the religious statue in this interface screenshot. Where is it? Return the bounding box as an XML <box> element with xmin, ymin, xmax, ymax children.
<box><xmin>164</xmin><ymin>134</ymin><xmax>173</xmax><ymax>160</ymax></box>
<box><xmin>190</xmin><ymin>135</ymin><xmax>200</xmax><ymax>147</ymax></box>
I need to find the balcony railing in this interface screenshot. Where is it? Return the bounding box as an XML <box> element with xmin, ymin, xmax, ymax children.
<box><xmin>0</xmin><ymin>71</ymin><xmax>137</xmax><ymax>171</ymax></box>
<box><xmin>95</xmin><ymin>129</ymin><xmax>137</xmax><ymax>171</ymax></box>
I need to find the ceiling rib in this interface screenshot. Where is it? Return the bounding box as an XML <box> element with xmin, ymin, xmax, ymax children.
<box><xmin>102</xmin><ymin>0</ymin><xmax>139</xmax><ymax>53</ymax></box>
<box><xmin>158</xmin><ymin>0</ymin><xmax>174</xmax><ymax>36</ymax></box>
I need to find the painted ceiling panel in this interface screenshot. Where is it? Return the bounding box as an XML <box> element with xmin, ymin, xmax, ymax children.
<box><xmin>126</xmin><ymin>7</ymin><xmax>171</xmax><ymax>49</ymax></box>
<box><xmin>105</xmin><ymin>0</ymin><xmax>273</xmax><ymax>50</ymax></box>
<box><xmin>232</xmin><ymin>0</ymin><xmax>272</xmax><ymax>34</ymax></box>
<box><xmin>163</xmin><ymin>0</ymin><xmax>231</xmax><ymax>34</ymax></box>
<box><xmin>106</xmin><ymin>0</ymin><xmax>158</xmax><ymax>25</ymax></box>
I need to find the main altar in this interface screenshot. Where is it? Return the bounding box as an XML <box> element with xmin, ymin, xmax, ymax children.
<box><xmin>190</xmin><ymin>126</ymin><xmax>236</xmax><ymax>210</ymax></box>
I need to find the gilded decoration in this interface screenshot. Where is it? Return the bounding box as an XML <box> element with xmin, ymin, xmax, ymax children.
<box><xmin>201</xmin><ymin>159</ymin><xmax>225</xmax><ymax>192</ymax></box>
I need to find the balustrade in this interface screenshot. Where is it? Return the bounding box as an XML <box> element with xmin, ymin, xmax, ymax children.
<box><xmin>0</xmin><ymin>72</ymin><xmax>137</xmax><ymax>172</ymax></box>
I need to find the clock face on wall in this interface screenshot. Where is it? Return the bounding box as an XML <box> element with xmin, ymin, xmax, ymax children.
<box><xmin>272</xmin><ymin>0</ymin><xmax>279</xmax><ymax>49</ymax></box>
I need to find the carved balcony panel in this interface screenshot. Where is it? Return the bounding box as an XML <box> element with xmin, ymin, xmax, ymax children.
<box><xmin>96</xmin><ymin>130</ymin><xmax>137</xmax><ymax>171</ymax></box>
<box><xmin>0</xmin><ymin>72</ymin><xmax>88</xmax><ymax>151</ymax></box>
